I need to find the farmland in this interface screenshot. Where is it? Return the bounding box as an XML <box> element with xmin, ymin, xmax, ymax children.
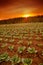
<box><xmin>0</xmin><ymin>22</ymin><xmax>43</xmax><ymax>65</ymax></box>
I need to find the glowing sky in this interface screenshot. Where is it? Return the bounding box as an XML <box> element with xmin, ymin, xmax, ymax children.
<box><xmin>0</xmin><ymin>0</ymin><xmax>43</xmax><ymax>20</ymax></box>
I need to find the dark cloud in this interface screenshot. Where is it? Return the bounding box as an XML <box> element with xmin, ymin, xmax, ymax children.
<box><xmin>0</xmin><ymin>0</ymin><xmax>17</xmax><ymax>7</ymax></box>
<box><xmin>0</xmin><ymin>0</ymin><xmax>43</xmax><ymax>8</ymax></box>
<box><xmin>0</xmin><ymin>0</ymin><xmax>10</xmax><ymax>7</ymax></box>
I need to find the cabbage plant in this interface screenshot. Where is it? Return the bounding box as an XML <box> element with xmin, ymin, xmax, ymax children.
<box><xmin>1</xmin><ymin>43</ymin><xmax>7</xmax><ymax>48</ymax></box>
<box><xmin>18</xmin><ymin>46</ymin><xmax>26</xmax><ymax>53</ymax></box>
<box><xmin>27</xmin><ymin>47</ymin><xmax>37</xmax><ymax>54</ymax></box>
<box><xmin>0</xmin><ymin>52</ymin><xmax>10</xmax><ymax>62</ymax></box>
<box><xmin>11</xmin><ymin>55</ymin><xmax>21</xmax><ymax>65</ymax></box>
<box><xmin>8</xmin><ymin>45</ymin><xmax>14</xmax><ymax>51</ymax></box>
<box><xmin>22</xmin><ymin>58</ymin><xmax>32</xmax><ymax>65</ymax></box>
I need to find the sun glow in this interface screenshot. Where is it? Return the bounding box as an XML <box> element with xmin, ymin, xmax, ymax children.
<box><xmin>22</xmin><ymin>14</ymin><xmax>31</xmax><ymax>18</ymax></box>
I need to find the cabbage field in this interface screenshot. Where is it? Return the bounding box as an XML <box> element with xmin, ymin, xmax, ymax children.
<box><xmin>0</xmin><ymin>23</ymin><xmax>43</xmax><ymax>65</ymax></box>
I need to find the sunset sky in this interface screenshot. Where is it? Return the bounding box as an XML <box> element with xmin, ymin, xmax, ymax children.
<box><xmin>0</xmin><ymin>0</ymin><xmax>43</xmax><ymax>20</ymax></box>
